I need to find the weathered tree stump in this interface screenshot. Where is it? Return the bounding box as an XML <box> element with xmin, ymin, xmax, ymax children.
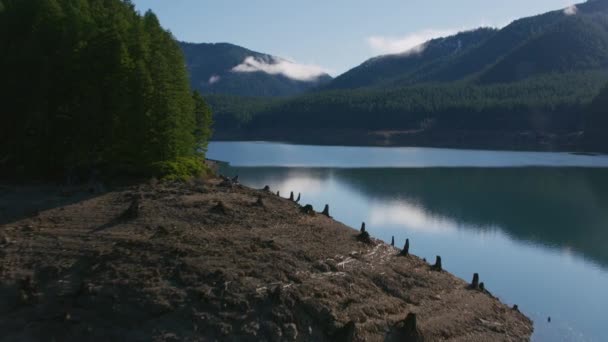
<box><xmin>360</xmin><ymin>222</ymin><xmax>366</xmax><ymax>233</ymax></box>
<box><xmin>332</xmin><ymin>321</ymin><xmax>356</xmax><ymax>342</ymax></box>
<box><xmin>322</xmin><ymin>204</ymin><xmax>330</xmax><ymax>217</ymax></box>
<box><xmin>391</xmin><ymin>236</ymin><xmax>395</xmax><ymax>246</ymax></box>
<box><xmin>470</xmin><ymin>273</ymin><xmax>480</xmax><ymax>289</ymax></box>
<box><xmin>210</xmin><ymin>201</ymin><xmax>229</xmax><ymax>215</ymax></box>
<box><xmin>479</xmin><ymin>282</ymin><xmax>485</xmax><ymax>291</ymax></box>
<box><xmin>123</xmin><ymin>198</ymin><xmax>141</xmax><ymax>219</ymax></box>
<box><xmin>301</xmin><ymin>204</ymin><xmax>315</xmax><ymax>215</ymax></box>
<box><xmin>431</xmin><ymin>256</ymin><xmax>442</xmax><ymax>271</ymax></box>
<box><xmin>276</xmin><ymin>191</ymin><xmax>280</xmax><ymax>197</ymax></box>
<box><xmin>289</xmin><ymin>191</ymin><xmax>294</xmax><ymax>201</ymax></box>
<box><xmin>512</xmin><ymin>304</ymin><xmax>519</xmax><ymax>312</ymax></box>
<box><xmin>255</xmin><ymin>196</ymin><xmax>265</xmax><ymax>207</ymax></box>
<box><xmin>388</xmin><ymin>313</ymin><xmax>424</xmax><ymax>341</ymax></box>
<box><xmin>399</xmin><ymin>239</ymin><xmax>410</xmax><ymax>256</ymax></box>
<box><xmin>296</xmin><ymin>193</ymin><xmax>301</xmax><ymax>203</ymax></box>
<box><xmin>357</xmin><ymin>230</ymin><xmax>372</xmax><ymax>244</ymax></box>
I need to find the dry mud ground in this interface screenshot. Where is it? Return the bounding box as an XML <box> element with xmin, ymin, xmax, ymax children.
<box><xmin>0</xmin><ymin>178</ymin><xmax>533</xmax><ymax>341</ymax></box>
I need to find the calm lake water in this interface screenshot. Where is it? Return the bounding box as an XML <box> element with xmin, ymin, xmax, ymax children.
<box><xmin>208</xmin><ymin>141</ymin><xmax>608</xmax><ymax>342</ymax></box>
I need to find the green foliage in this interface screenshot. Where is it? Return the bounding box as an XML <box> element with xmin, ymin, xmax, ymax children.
<box><xmin>0</xmin><ymin>0</ymin><xmax>213</xmax><ymax>179</ymax></box>
<box><xmin>585</xmin><ymin>83</ymin><xmax>608</xmax><ymax>151</ymax></box>
<box><xmin>150</xmin><ymin>156</ymin><xmax>210</xmax><ymax>182</ymax></box>
<box><xmin>212</xmin><ymin>71</ymin><xmax>608</xmax><ymax>137</ymax></box>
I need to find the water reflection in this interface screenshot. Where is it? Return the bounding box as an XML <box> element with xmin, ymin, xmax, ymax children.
<box><xmin>221</xmin><ymin>166</ymin><xmax>608</xmax><ymax>269</ymax></box>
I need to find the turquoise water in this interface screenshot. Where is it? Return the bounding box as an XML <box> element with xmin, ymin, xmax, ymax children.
<box><xmin>208</xmin><ymin>141</ymin><xmax>608</xmax><ymax>342</ymax></box>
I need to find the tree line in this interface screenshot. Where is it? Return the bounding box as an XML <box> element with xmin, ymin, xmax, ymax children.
<box><xmin>0</xmin><ymin>0</ymin><xmax>212</xmax><ymax>180</ymax></box>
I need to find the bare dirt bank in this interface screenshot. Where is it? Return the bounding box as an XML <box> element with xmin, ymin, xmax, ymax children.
<box><xmin>0</xmin><ymin>178</ymin><xmax>533</xmax><ymax>341</ymax></box>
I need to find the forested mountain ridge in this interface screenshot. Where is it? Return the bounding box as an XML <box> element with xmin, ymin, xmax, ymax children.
<box><xmin>0</xmin><ymin>0</ymin><xmax>212</xmax><ymax>179</ymax></box>
<box><xmin>327</xmin><ymin>0</ymin><xmax>608</xmax><ymax>90</ymax></box>
<box><xmin>180</xmin><ymin>42</ymin><xmax>333</xmax><ymax>97</ymax></box>
<box><xmin>208</xmin><ymin>0</ymin><xmax>608</xmax><ymax>151</ymax></box>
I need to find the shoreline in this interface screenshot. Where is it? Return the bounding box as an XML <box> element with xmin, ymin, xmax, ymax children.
<box><xmin>0</xmin><ymin>178</ymin><xmax>533</xmax><ymax>341</ymax></box>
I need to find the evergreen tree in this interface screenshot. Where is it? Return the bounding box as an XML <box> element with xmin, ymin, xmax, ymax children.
<box><xmin>0</xmin><ymin>0</ymin><xmax>213</xmax><ymax>179</ymax></box>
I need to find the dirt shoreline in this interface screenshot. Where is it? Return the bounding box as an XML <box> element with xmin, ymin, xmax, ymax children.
<box><xmin>0</xmin><ymin>178</ymin><xmax>533</xmax><ymax>341</ymax></box>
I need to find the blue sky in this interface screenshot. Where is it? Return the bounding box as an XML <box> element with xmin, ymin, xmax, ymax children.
<box><xmin>132</xmin><ymin>0</ymin><xmax>579</xmax><ymax>76</ymax></box>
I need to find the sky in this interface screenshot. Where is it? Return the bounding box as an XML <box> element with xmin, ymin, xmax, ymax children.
<box><xmin>132</xmin><ymin>0</ymin><xmax>580</xmax><ymax>76</ymax></box>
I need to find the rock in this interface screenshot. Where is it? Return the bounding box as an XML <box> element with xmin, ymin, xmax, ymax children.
<box><xmin>513</xmin><ymin>304</ymin><xmax>519</xmax><ymax>312</ymax></box>
<box><xmin>263</xmin><ymin>185</ymin><xmax>271</xmax><ymax>192</ymax></box>
<box><xmin>282</xmin><ymin>323</ymin><xmax>298</xmax><ymax>341</ymax></box>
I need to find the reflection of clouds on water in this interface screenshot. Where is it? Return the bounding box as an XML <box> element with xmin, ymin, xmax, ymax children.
<box><xmin>274</xmin><ymin>174</ymin><xmax>325</xmax><ymax>194</ymax></box>
<box><xmin>368</xmin><ymin>201</ymin><xmax>458</xmax><ymax>234</ymax></box>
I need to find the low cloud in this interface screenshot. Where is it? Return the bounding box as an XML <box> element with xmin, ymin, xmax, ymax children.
<box><xmin>367</xmin><ymin>29</ymin><xmax>458</xmax><ymax>55</ymax></box>
<box><xmin>208</xmin><ymin>75</ymin><xmax>221</xmax><ymax>84</ymax></box>
<box><xmin>564</xmin><ymin>5</ymin><xmax>578</xmax><ymax>16</ymax></box>
<box><xmin>232</xmin><ymin>56</ymin><xmax>329</xmax><ymax>81</ymax></box>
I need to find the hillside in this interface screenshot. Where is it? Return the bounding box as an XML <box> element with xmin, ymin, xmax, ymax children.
<box><xmin>209</xmin><ymin>0</ymin><xmax>608</xmax><ymax>151</ymax></box>
<box><xmin>325</xmin><ymin>28</ymin><xmax>497</xmax><ymax>90</ymax></box>
<box><xmin>181</xmin><ymin>42</ymin><xmax>332</xmax><ymax>97</ymax></box>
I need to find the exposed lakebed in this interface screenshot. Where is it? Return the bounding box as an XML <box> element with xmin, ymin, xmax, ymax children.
<box><xmin>209</xmin><ymin>141</ymin><xmax>608</xmax><ymax>342</ymax></box>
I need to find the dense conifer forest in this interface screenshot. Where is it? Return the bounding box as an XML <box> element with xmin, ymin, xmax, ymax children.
<box><xmin>0</xmin><ymin>0</ymin><xmax>212</xmax><ymax>180</ymax></box>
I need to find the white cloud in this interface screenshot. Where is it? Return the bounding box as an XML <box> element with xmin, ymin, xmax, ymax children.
<box><xmin>208</xmin><ymin>75</ymin><xmax>221</xmax><ymax>84</ymax></box>
<box><xmin>564</xmin><ymin>5</ymin><xmax>578</xmax><ymax>16</ymax></box>
<box><xmin>367</xmin><ymin>29</ymin><xmax>458</xmax><ymax>55</ymax></box>
<box><xmin>232</xmin><ymin>56</ymin><xmax>329</xmax><ymax>81</ymax></box>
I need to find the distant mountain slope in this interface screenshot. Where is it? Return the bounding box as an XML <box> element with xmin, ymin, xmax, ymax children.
<box><xmin>326</xmin><ymin>28</ymin><xmax>497</xmax><ymax>90</ymax></box>
<box><xmin>180</xmin><ymin>42</ymin><xmax>332</xmax><ymax>97</ymax></box>
<box><xmin>326</xmin><ymin>0</ymin><xmax>608</xmax><ymax>90</ymax></box>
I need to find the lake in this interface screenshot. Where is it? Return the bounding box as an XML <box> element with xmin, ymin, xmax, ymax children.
<box><xmin>207</xmin><ymin>141</ymin><xmax>608</xmax><ymax>342</ymax></box>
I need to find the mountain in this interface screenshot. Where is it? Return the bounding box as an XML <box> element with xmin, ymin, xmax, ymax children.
<box><xmin>585</xmin><ymin>82</ymin><xmax>608</xmax><ymax>151</ymax></box>
<box><xmin>180</xmin><ymin>42</ymin><xmax>332</xmax><ymax>97</ymax></box>
<box><xmin>326</xmin><ymin>0</ymin><xmax>608</xmax><ymax>90</ymax></box>
<box><xmin>326</xmin><ymin>28</ymin><xmax>497</xmax><ymax>90</ymax></box>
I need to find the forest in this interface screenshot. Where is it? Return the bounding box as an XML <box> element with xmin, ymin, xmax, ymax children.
<box><xmin>0</xmin><ymin>0</ymin><xmax>212</xmax><ymax>180</ymax></box>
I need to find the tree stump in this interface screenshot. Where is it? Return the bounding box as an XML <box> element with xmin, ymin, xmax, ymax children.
<box><xmin>431</xmin><ymin>256</ymin><xmax>442</xmax><ymax>271</ymax></box>
<box><xmin>301</xmin><ymin>204</ymin><xmax>315</xmax><ymax>216</ymax></box>
<box><xmin>399</xmin><ymin>239</ymin><xmax>410</xmax><ymax>256</ymax></box>
<box><xmin>289</xmin><ymin>191</ymin><xmax>294</xmax><ymax>201</ymax></box>
<box><xmin>295</xmin><ymin>193</ymin><xmax>301</xmax><ymax>203</ymax></box>
<box><xmin>360</xmin><ymin>222</ymin><xmax>366</xmax><ymax>233</ymax></box>
<box><xmin>391</xmin><ymin>236</ymin><xmax>395</xmax><ymax>246</ymax></box>
<box><xmin>322</xmin><ymin>204</ymin><xmax>330</xmax><ymax>217</ymax></box>
<box><xmin>276</xmin><ymin>191</ymin><xmax>280</xmax><ymax>197</ymax></box>
<box><xmin>255</xmin><ymin>196</ymin><xmax>265</xmax><ymax>207</ymax></box>
<box><xmin>470</xmin><ymin>273</ymin><xmax>480</xmax><ymax>289</ymax></box>
<box><xmin>357</xmin><ymin>230</ymin><xmax>372</xmax><ymax>244</ymax></box>
<box><xmin>263</xmin><ymin>185</ymin><xmax>270</xmax><ymax>192</ymax></box>
<box><xmin>123</xmin><ymin>198</ymin><xmax>141</xmax><ymax>219</ymax></box>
